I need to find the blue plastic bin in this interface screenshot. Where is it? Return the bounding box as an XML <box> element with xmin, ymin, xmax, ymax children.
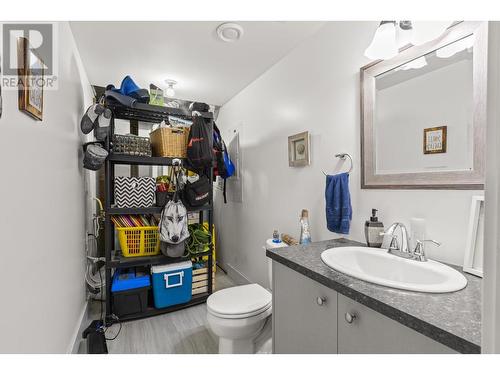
<box><xmin>111</xmin><ymin>268</ymin><xmax>151</xmax><ymax>317</ymax></box>
<box><xmin>111</xmin><ymin>268</ymin><xmax>151</xmax><ymax>292</ymax></box>
<box><xmin>151</xmin><ymin>261</ymin><xmax>192</xmax><ymax>309</ymax></box>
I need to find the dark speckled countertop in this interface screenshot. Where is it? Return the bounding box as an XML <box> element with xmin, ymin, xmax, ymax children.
<box><xmin>266</xmin><ymin>238</ymin><xmax>481</xmax><ymax>354</ymax></box>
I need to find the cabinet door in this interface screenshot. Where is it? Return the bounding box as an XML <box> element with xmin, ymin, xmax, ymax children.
<box><xmin>273</xmin><ymin>261</ymin><xmax>338</xmax><ymax>354</ymax></box>
<box><xmin>337</xmin><ymin>294</ymin><xmax>456</xmax><ymax>354</ymax></box>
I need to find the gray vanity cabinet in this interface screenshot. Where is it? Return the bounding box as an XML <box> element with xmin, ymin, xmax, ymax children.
<box><xmin>337</xmin><ymin>294</ymin><xmax>456</xmax><ymax>354</ymax></box>
<box><xmin>272</xmin><ymin>261</ymin><xmax>338</xmax><ymax>354</ymax></box>
<box><xmin>272</xmin><ymin>261</ymin><xmax>458</xmax><ymax>354</ymax></box>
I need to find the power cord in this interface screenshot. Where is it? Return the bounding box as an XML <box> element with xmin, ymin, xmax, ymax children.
<box><xmin>104</xmin><ymin>320</ymin><xmax>122</xmax><ymax>341</ymax></box>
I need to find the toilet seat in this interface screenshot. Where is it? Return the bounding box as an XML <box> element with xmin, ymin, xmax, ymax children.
<box><xmin>207</xmin><ymin>284</ymin><xmax>272</xmax><ymax>319</ymax></box>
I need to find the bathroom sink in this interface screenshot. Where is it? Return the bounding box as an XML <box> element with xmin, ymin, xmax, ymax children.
<box><xmin>321</xmin><ymin>246</ymin><xmax>467</xmax><ymax>293</ymax></box>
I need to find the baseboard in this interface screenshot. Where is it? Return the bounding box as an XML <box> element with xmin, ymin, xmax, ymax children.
<box><xmin>222</xmin><ymin>263</ymin><xmax>252</xmax><ymax>285</ymax></box>
<box><xmin>68</xmin><ymin>301</ymin><xmax>89</xmax><ymax>354</ymax></box>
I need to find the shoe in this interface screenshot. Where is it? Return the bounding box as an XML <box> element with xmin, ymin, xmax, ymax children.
<box><xmin>81</xmin><ymin>104</ymin><xmax>105</xmax><ymax>134</ymax></box>
<box><xmin>94</xmin><ymin>108</ymin><xmax>112</xmax><ymax>141</ymax></box>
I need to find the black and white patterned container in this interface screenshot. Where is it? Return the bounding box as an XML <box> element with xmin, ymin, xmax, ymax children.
<box><xmin>114</xmin><ymin>177</ymin><xmax>155</xmax><ymax>208</ymax></box>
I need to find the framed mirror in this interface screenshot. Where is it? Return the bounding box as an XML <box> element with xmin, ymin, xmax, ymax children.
<box><xmin>361</xmin><ymin>22</ymin><xmax>487</xmax><ymax>189</ymax></box>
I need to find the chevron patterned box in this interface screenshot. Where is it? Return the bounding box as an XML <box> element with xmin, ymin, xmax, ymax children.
<box><xmin>114</xmin><ymin>177</ymin><xmax>156</xmax><ymax>208</ymax></box>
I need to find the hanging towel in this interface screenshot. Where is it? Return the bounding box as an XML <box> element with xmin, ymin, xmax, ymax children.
<box><xmin>325</xmin><ymin>172</ymin><xmax>352</xmax><ymax>234</ymax></box>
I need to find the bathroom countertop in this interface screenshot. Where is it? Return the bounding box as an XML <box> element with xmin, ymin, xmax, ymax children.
<box><xmin>266</xmin><ymin>238</ymin><xmax>481</xmax><ymax>354</ymax></box>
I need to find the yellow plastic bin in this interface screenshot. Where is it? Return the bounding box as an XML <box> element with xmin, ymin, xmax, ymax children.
<box><xmin>117</xmin><ymin>226</ymin><xmax>160</xmax><ymax>257</ymax></box>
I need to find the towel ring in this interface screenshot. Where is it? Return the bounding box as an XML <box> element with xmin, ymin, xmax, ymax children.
<box><xmin>322</xmin><ymin>153</ymin><xmax>353</xmax><ymax>176</ymax></box>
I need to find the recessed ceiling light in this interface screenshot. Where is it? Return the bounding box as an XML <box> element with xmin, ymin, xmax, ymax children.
<box><xmin>164</xmin><ymin>79</ymin><xmax>177</xmax><ymax>98</ymax></box>
<box><xmin>216</xmin><ymin>22</ymin><xmax>244</xmax><ymax>43</ymax></box>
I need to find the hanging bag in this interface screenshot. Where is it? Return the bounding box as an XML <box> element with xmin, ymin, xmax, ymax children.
<box><xmin>212</xmin><ymin>123</ymin><xmax>235</xmax><ymax>203</ymax></box>
<box><xmin>158</xmin><ymin>166</ymin><xmax>190</xmax><ymax>258</ymax></box>
<box><xmin>183</xmin><ymin>174</ymin><xmax>211</xmax><ymax>208</ymax></box>
<box><xmin>186</xmin><ymin>113</ymin><xmax>213</xmax><ymax>174</ymax></box>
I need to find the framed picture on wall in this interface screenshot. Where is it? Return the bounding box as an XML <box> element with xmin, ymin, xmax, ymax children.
<box><xmin>288</xmin><ymin>131</ymin><xmax>310</xmax><ymax>167</ymax></box>
<box><xmin>17</xmin><ymin>37</ymin><xmax>44</xmax><ymax>121</ymax></box>
<box><xmin>423</xmin><ymin>126</ymin><xmax>447</xmax><ymax>154</ymax></box>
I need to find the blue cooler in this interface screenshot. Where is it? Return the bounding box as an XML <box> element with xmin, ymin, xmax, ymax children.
<box><xmin>151</xmin><ymin>261</ymin><xmax>192</xmax><ymax>308</ymax></box>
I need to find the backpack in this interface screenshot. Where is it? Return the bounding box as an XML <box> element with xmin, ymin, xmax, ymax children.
<box><xmin>186</xmin><ymin>115</ymin><xmax>213</xmax><ymax>174</ymax></box>
<box><xmin>213</xmin><ymin>123</ymin><xmax>235</xmax><ymax>203</ymax></box>
<box><xmin>158</xmin><ymin>168</ymin><xmax>190</xmax><ymax>258</ymax></box>
<box><xmin>183</xmin><ymin>174</ymin><xmax>211</xmax><ymax>208</ymax></box>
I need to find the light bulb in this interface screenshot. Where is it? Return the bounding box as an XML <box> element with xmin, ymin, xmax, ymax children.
<box><xmin>410</xmin><ymin>21</ymin><xmax>452</xmax><ymax>46</ymax></box>
<box><xmin>166</xmin><ymin>86</ymin><xmax>175</xmax><ymax>98</ymax></box>
<box><xmin>164</xmin><ymin>79</ymin><xmax>177</xmax><ymax>98</ymax></box>
<box><xmin>364</xmin><ymin>21</ymin><xmax>398</xmax><ymax>60</ymax></box>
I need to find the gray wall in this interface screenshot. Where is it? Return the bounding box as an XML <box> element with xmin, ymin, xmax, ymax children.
<box><xmin>0</xmin><ymin>22</ymin><xmax>93</xmax><ymax>352</ymax></box>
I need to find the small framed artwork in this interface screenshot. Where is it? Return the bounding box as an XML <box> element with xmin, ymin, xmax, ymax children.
<box><xmin>463</xmin><ymin>195</ymin><xmax>484</xmax><ymax>277</ymax></box>
<box><xmin>288</xmin><ymin>131</ymin><xmax>310</xmax><ymax>167</ymax></box>
<box><xmin>17</xmin><ymin>37</ymin><xmax>44</xmax><ymax>121</ymax></box>
<box><xmin>423</xmin><ymin>126</ymin><xmax>447</xmax><ymax>154</ymax></box>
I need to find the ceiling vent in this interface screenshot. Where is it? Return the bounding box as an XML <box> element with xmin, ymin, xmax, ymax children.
<box><xmin>216</xmin><ymin>22</ymin><xmax>244</xmax><ymax>43</ymax></box>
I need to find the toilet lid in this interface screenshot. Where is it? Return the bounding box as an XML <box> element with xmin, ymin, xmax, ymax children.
<box><xmin>207</xmin><ymin>284</ymin><xmax>272</xmax><ymax>319</ymax></box>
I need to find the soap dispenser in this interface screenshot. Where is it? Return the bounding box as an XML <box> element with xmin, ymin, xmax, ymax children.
<box><xmin>365</xmin><ymin>209</ymin><xmax>384</xmax><ymax>248</ymax></box>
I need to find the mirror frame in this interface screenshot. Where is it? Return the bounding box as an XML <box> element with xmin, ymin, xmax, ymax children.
<box><xmin>360</xmin><ymin>21</ymin><xmax>487</xmax><ymax>189</ymax></box>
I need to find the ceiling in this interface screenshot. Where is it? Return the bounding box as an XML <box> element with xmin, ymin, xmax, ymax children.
<box><xmin>70</xmin><ymin>21</ymin><xmax>324</xmax><ymax>105</ymax></box>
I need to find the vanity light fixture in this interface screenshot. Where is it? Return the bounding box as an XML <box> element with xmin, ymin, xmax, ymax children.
<box><xmin>410</xmin><ymin>21</ymin><xmax>452</xmax><ymax>46</ymax></box>
<box><xmin>364</xmin><ymin>21</ymin><xmax>399</xmax><ymax>60</ymax></box>
<box><xmin>365</xmin><ymin>21</ymin><xmax>454</xmax><ymax>61</ymax></box>
<box><xmin>164</xmin><ymin>79</ymin><xmax>177</xmax><ymax>98</ymax></box>
<box><xmin>396</xmin><ymin>20</ymin><xmax>413</xmax><ymax>48</ymax></box>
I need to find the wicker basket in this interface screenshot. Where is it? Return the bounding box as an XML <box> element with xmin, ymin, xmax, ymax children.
<box><xmin>150</xmin><ymin>127</ymin><xmax>189</xmax><ymax>158</ymax></box>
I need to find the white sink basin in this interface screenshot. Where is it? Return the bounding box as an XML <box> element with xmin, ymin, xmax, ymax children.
<box><xmin>321</xmin><ymin>246</ymin><xmax>467</xmax><ymax>293</ymax></box>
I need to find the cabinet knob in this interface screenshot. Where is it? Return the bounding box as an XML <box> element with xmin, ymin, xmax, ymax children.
<box><xmin>345</xmin><ymin>312</ymin><xmax>357</xmax><ymax>324</ymax></box>
<box><xmin>316</xmin><ymin>296</ymin><xmax>326</xmax><ymax>306</ymax></box>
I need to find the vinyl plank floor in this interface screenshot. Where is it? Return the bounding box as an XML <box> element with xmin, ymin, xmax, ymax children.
<box><xmin>85</xmin><ymin>270</ymin><xmax>236</xmax><ymax>354</ymax></box>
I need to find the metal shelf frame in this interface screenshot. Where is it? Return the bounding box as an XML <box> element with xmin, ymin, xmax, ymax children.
<box><xmin>103</xmin><ymin>101</ymin><xmax>214</xmax><ymax>323</ymax></box>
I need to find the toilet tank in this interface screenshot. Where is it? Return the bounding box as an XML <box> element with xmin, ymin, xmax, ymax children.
<box><xmin>264</xmin><ymin>239</ymin><xmax>288</xmax><ymax>290</ymax></box>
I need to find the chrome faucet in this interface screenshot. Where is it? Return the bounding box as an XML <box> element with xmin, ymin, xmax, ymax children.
<box><xmin>412</xmin><ymin>239</ymin><xmax>441</xmax><ymax>262</ymax></box>
<box><xmin>380</xmin><ymin>222</ymin><xmax>441</xmax><ymax>262</ymax></box>
<box><xmin>380</xmin><ymin>222</ymin><xmax>412</xmax><ymax>259</ymax></box>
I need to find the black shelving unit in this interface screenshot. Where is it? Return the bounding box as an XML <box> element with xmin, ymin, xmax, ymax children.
<box><xmin>107</xmin><ymin>204</ymin><xmax>212</xmax><ymax>215</ymax></box>
<box><xmin>103</xmin><ymin>100</ymin><xmax>215</xmax><ymax>323</ymax></box>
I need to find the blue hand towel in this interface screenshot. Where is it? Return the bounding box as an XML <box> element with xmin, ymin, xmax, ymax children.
<box><xmin>325</xmin><ymin>172</ymin><xmax>352</xmax><ymax>234</ymax></box>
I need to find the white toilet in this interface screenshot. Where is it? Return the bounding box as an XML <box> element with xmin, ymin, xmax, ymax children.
<box><xmin>206</xmin><ymin>239</ymin><xmax>287</xmax><ymax>354</ymax></box>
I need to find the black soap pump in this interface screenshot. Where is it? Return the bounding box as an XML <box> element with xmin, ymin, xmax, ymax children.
<box><xmin>364</xmin><ymin>209</ymin><xmax>384</xmax><ymax>248</ymax></box>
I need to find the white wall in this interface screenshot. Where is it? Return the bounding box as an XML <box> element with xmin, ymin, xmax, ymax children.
<box><xmin>0</xmin><ymin>22</ymin><xmax>94</xmax><ymax>353</ymax></box>
<box><xmin>214</xmin><ymin>22</ymin><xmax>483</xmax><ymax>288</ymax></box>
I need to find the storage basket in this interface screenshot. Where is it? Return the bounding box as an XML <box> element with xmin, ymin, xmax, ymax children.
<box><xmin>150</xmin><ymin>127</ymin><xmax>189</xmax><ymax>158</ymax></box>
<box><xmin>111</xmin><ymin>267</ymin><xmax>151</xmax><ymax>317</ymax></box>
<box><xmin>114</xmin><ymin>177</ymin><xmax>155</xmax><ymax>208</ymax></box>
<box><xmin>117</xmin><ymin>226</ymin><xmax>160</xmax><ymax>257</ymax></box>
<box><xmin>112</xmin><ymin>134</ymin><xmax>152</xmax><ymax>156</ymax></box>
